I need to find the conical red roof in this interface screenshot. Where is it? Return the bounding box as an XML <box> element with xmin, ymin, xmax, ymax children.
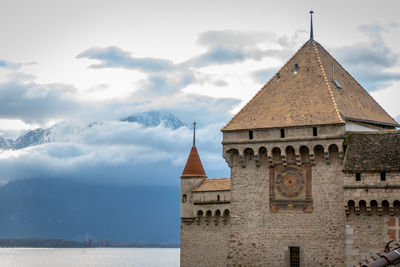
<box><xmin>181</xmin><ymin>146</ymin><xmax>207</xmax><ymax>178</ymax></box>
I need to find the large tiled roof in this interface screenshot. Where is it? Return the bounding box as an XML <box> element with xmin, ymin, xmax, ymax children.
<box><xmin>181</xmin><ymin>146</ymin><xmax>207</xmax><ymax>178</ymax></box>
<box><xmin>343</xmin><ymin>131</ymin><xmax>400</xmax><ymax>171</ymax></box>
<box><xmin>192</xmin><ymin>178</ymin><xmax>230</xmax><ymax>192</ymax></box>
<box><xmin>222</xmin><ymin>40</ymin><xmax>398</xmax><ymax>131</ymax></box>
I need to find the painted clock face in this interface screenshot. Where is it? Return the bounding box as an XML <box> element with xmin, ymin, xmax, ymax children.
<box><xmin>275</xmin><ymin>166</ymin><xmax>305</xmax><ymax>198</ymax></box>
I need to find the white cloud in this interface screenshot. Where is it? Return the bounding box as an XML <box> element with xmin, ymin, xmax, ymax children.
<box><xmin>370</xmin><ymin>81</ymin><xmax>400</xmax><ymax>117</ymax></box>
<box><xmin>0</xmin><ymin>122</ymin><xmax>229</xmax><ymax>186</ymax></box>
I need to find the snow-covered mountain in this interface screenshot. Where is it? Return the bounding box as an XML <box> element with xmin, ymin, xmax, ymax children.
<box><xmin>0</xmin><ymin>133</ymin><xmax>13</xmax><ymax>149</ymax></box>
<box><xmin>0</xmin><ymin>110</ymin><xmax>185</xmax><ymax>150</ymax></box>
<box><xmin>12</xmin><ymin>128</ymin><xmax>54</xmax><ymax>149</ymax></box>
<box><xmin>121</xmin><ymin>110</ymin><xmax>184</xmax><ymax>129</ymax></box>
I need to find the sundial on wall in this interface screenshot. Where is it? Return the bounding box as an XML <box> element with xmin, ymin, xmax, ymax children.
<box><xmin>269</xmin><ymin>165</ymin><xmax>313</xmax><ymax>213</ymax></box>
<box><xmin>275</xmin><ymin>166</ymin><xmax>306</xmax><ymax>199</ymax></box>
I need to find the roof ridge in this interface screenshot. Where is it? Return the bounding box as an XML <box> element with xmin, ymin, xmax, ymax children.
<box><xmin>221</xmin><ymin>41</ymin><xmax>310</xmax><ymax>131</ymax></box>
<box><xmin>346</xmin><ymin>129</ymin><xmax>400</xmax><ymax>134</ymax></box>
<box><xmin>203</xmin><ymin>178</ymin><xmax>230</xmax><ymax>181</ymax></box>
<box><xmin>316</xmin><ymin>42</ymin><xmax>398</xmax><ymax>126</ymax></box>
<box><xmin>191</xmin><ymin>178</ymin><xmax>207</xmax><ymax>191</ymax></box>
<box><xmin>312</xmin><ymin>42</ymin><xmax>345</xmax><ymax>124</ymax></box>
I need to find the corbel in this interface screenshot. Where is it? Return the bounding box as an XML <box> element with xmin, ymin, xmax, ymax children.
<box><xmin>267</xmin><ymin>155</ymin><xmax>273</xmax><ymax>167</ymax></box>
<box><xmin>281</xmin><ymin>154</ymin><xmax>287</xmax><ymax>166</ymax></box>
<box><xmin>310</xmin><ymin>153</ymin><xmax>316</xmax><ymax>165</ymax></box>
<box><xmin>355</xmin><ymin>206</ymin><xmax>360</xmax><ymax>215</ymax></box>
<box><xmin>377</xmin><ymin>205</ymin><xmax>383</xmax><ymax>216</ymax></box>
<box><xmin>254</xmin><ymin>153</ymin><xmax>260</xmax><ymax>167</ymax></box>
<box><xmin>295</xmin><ymin>152</ymin><xmax>301</xmax><ymax>166</ymax></box>
<box><xmin>223</xmin><ymin>153</ymin><xmax>233</xmax><ymax>168</ymax></box>
<box><xmin>239</xmin><ymin>154</ymin><xmax>245</xmax><ymax>168</ymax></box>
<box><xmin>366</xmin><ymin>205</ymin><xmax>371</xmax><ymax>216</ymax></box>
<box><xmin>324</xmin><ymin>151</ymin><xmax>330</xmax><ymax>165</ymax></box>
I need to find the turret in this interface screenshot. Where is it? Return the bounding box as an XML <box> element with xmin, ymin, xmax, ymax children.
<box><xmin>181</xmin><ymin>122</ymin><xmax>207</xmax><ymax>220</ymax></box>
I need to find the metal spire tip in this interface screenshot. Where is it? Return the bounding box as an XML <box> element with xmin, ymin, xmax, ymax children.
<box><xmin>309</xmin><ymin>10</ymin><xmax>314</xmax><ymax>41</ymax></box>
<box><xmin>193</xmin><ymin>121</ymin><xmax>196</xmax><ymax>146</ymax></box>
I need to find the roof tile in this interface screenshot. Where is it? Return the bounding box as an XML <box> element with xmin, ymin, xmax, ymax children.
<box><xmin>222</xmin><ymin>41</ymin><xmax>398</xmax><ymax>131</ymax></box>
<box><xmin>192</xmin><ymin>178</ymin><xmax>230</xmax><ymax>192</ymax></box>
<box><xmin>343</xmin><ymin>131</ymin><xmax>400</xmax><ymax>171</ymax></box>
<box><xmin>181</xmin><ymin>146</ymin><xmax>207</xmax><ymax>178</ymax></box>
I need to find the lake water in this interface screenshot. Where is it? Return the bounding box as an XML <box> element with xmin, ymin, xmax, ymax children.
<box><xmin>0</xmin><ymin>248</ymin><xmax>179</xmax><ymax>267</ymax></box>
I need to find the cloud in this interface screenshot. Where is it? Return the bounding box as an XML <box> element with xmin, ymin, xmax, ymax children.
<box><xmin>78</xmin><ymin>30</ymin><xmax>305</xmax><ymax>71</ymax></box>
<box><xmin>0</xmin><ymin>122</ymin><xmax>229</xmax><ymax>186</ymax></box>
<box><xmin>0</xmin><ymin>73</ymin><xmax>85</xmax><ymax>123</ymax></box>
<box><xmin>332</xmin><ymin>23</ymin><xmax>400</xmax><ymax>91</ymax></box>
<box><xmin>134</xmin><ymin>71</ymin><xmax>197</xmax><ymax>97</ymax></box>
<box><xmin>196</xmin><ymin>30</ymin><xmax>275</xmax><ymax>50</ymax></box>
<box><xmin>187</xmin><ymin>30</ymin><xmax>302</xmax><ymax>67</ymax></box>
<box><xmin>0</xmin><ymin>60</ymin><xmax>21</xmax><ymax>69</ymax></box>
<box><xmin>74</xmin><ymin>30</ymin><xmax>304</xmax><ymax>121</ymax></box>
<box><xmin>77</xmin><ymin>46</ymin><xmax>176</xmax><ymax>72</ymax></box>
<box><xmin>117</xmin><ymin>93</ymin><xmax>240</xmax><ymax>126</ymax></box>
<box><xmin>0</xmin><ymin>67</ymin><xmax>238</xmax><ymax>128</ymax></box>
<box><xmin>251</xmin><ymin>67</ymin><xmax>278</xmax><ymax>84</ymax></box>
<box><xmin>213</xmin><ymin>79</ymin><xmax>228</xmax><ymax>87</ymax></box>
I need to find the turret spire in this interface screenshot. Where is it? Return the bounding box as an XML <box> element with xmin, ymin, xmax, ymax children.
<box><xmin>309</xmin><ymin>10</ymin><xmax>314</xmax><ymax>40</ymax></box>
<box><xmin>181</xmin><ymin>122</ymin><xmax>207</xmax><ymax>178</ymax></box>
<box><xmin>193</xmin><ymin>121</ymin><xmax>196</xmax><ymax>146</ymax></box>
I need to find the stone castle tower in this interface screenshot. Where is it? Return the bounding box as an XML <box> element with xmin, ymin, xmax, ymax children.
<box><xmin>180</xmin><ymin>12</ymin><xmax>400</xmax><ymax>267</ymax></box>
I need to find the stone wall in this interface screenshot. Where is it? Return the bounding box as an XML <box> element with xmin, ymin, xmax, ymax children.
<box><xmin>181</xmin><ymin>177</ymin><xmax>204</xmax><ymax>219</ymax></box>
<box><xmin>181</xmin><ymin>180</ymin><xmax>231</xmax><ymax>267</ymax></box>
<box><xmin>181</xmin><ymin>123</ymin><xmax>398</xmax><ymax>266</ymax></box>
<box><xmin>346</xmin><ymin>213</ymin><xmax>399</xmax><ymax>267</ymax></box>
<box><xmin>181</xmin><ymin>218</ymin><xmax>230</xmax><ymax>267</ymax></box>
<box><xmin>225</xmin><ymin>138</ymin><xmax>346</xmax><ymax>266</ymax></box>
<box><xmin>344</xmin><ymin>171</ymin><xmax>400</xmax><ymax>266</ymax></box>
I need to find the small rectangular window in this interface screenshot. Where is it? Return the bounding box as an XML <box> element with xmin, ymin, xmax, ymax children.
<box><xmin>280</xmin><ymin>128</ymin><xmax>285</xmax><ymax>138</ymax></box>
<box><xmin>290</xmin><ymin>247</ymin><xmax>300</xmax><ymax>267</ymax></box>
<box><xmin>182</xmin><ymin>194</ymin><xmax>187</xmax><ymax>203</ymax></box>
<box><xmin>313</xmin><ymin>127</ymin><xmax>317</xmax><ymax>136</ymax></box>
<box><xmin>381</xmin><ymin>172</ymin><xmax>386</xmax><ymax>181</ymax></box>
<box><xmin>356</xmin><ymin>173</ymin><xmax>361</xmax><ymax>181</ymax></box>
<box><xmin>249</xmin><ymin>130</ymin><xmax>253</xmax><ymax>140</ymax></box>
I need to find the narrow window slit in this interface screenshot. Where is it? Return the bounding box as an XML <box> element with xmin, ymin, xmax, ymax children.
<box><xmin>313</xmin><ymin>127</ymin><xmax>317</xmax><ymax>136</ymax></box>
<box><xmin>280</xmin><ymin>129</ymin><xmax>285</xmax><ymax>138</ymax></box>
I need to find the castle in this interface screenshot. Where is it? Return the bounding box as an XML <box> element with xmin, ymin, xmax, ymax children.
<box><xmin>180</xmin><ymin>12</ymin><xmax>400</xmax><ymax>267</ymax></box>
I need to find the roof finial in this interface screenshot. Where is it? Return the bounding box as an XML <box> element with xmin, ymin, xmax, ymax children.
<box><xmin>309</xmin><ymin>10</ymin><xmax>314</xmax><ymax>41</ymax></box>
<box><xmin>193</xmin><ymin>121</ymin><xmax>196</xmax><ymax>146</ymax></box>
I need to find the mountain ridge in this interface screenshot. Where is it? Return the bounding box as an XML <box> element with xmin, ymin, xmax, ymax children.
<box><xmin>0</xmin><ymin>110</ymin><xmax>185</xmax><ymax>150</ymax></box>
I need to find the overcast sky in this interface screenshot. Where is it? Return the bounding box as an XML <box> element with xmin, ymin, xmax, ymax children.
<box><xmin>0</xmin><ymin>0</ymin><xmax>399</xmax><ymax>185</ymax></box>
